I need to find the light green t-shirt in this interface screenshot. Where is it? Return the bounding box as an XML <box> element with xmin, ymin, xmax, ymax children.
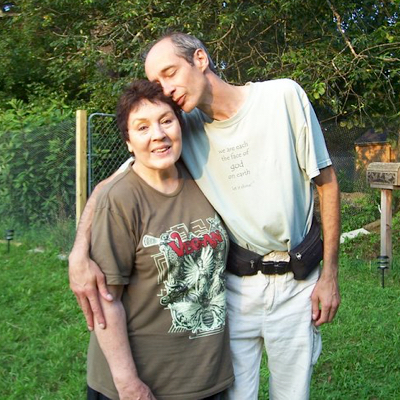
<box><xmin>181</xmin><ymin>79</ymin><xmax>332</xmax><ymax>254</ymax></box>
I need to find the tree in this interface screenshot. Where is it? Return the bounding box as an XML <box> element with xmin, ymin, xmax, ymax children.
<box><xmin>0</xmin><ymin>0</ymin><xmax>399</xmax><ymax>130</ymax></box>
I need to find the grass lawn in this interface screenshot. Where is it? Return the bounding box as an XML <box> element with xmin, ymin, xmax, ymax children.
<box><xmin>1</xmin><ymin>244</ymin><xmax>87</xmax><ymax>399</ymax></box>
<box><xmin>1</xmin><ymin>240</ymin><xmax>400</xmax><ymax>399</ymax></box>
<box><xmin>260</xmin><ymin>251</ymin><xmax>400</xmax><ymax>400</ymax></box>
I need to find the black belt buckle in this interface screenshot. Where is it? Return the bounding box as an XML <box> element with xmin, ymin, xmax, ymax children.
<box><xmin>260</xmin><ymin>260</ymin><xmax>290</xmax><ymax>275</ymax></box>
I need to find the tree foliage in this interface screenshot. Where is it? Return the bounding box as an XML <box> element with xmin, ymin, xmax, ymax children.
<box><xmin>0</xmin><ymin>0</ymin><xmax>399</xmax><ymax>129</ymax></box>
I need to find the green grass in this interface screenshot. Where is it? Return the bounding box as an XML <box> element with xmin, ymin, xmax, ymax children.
<box><xmin>0</xmin><ymin>243</ymin><xmax>87</xmax><ymax>399</ymax></box>
<box><xmin>260</xmin><ymin>253</ymin><xmax>400</xmax><ymax>399</ymax></box>
<box><xmin>2</xmin><ymin>239</ymin><xmax>400</xmax><ymax>399</ymax></box>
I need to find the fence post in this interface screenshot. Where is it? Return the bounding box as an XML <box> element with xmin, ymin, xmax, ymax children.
<box><xmin>380</xmin><ymin>189</ymin><xmax>393</xmax><ymax>261</ymax></box>
<box><xmin>76</xmin><ymin>110</ymin><xmax>87</xmax><ymax>227</ymax></box>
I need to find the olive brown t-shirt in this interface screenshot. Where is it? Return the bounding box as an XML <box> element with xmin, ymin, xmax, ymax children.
<box><xmin>87</xmin><ymin>161</ymin><xmax>234</xmax><ymax>400</ymax></box>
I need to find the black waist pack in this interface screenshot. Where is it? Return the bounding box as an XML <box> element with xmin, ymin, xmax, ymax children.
<box><xmin>226</xmin><ymin>217</ymin><xmax>323</xmax><ymax>280</ymax></box>
<box><xmin>289</xmin><ymin>216</ymin><xmax>323</xmax><ymax>280</ymax></box>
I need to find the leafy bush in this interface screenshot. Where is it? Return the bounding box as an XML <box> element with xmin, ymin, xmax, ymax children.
<box><xmin>341</xmin><ymin>191</ymin><xmax>381</xmax><ymax>233</ymax></box>
<box><xmin>0</xmin><ymin>95</ymin><xmax>75</xmax><ymax>227</ymax></box>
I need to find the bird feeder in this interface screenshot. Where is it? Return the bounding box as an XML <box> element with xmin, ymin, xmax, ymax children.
<box><xmin>367</xmin><ymin>162</ymin><xmax>400</xmax><ymax>287</ymax></box>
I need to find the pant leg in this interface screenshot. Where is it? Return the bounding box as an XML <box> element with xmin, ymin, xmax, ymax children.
<box><xmin>224</xmin><ymin>271</ymin><xmax>270</xmax><ymax>400</ymax></box>
<box><xmin>263</xmin><ymin>267</ymin><xmax>322</xmax><ymax>400</ymax></box>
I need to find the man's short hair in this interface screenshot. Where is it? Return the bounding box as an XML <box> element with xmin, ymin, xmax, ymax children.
<box><xmin>116</xmin><ymin>80</ymin><xmax>183</xmax><ymax>142</ymax></box>
<box><xmin>144</xmin><ymin>32</ymin><xmax>217</xmax><ymax>73</ymax></box>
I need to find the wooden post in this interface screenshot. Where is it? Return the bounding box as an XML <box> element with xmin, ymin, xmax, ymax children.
<box><xmin>380</xmin><ymin>189</ymin><xmax>392</xmax><ymax>261</ymax></box>
<box><xmin>76</xmin><ymin>110</ymin><xmax>87</xmax><ymax>227</ymax></box>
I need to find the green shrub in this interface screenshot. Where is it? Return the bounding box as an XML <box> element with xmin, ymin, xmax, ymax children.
<box><xmin>0</xmin><ymin>96</ymin><xmax>75</xmax><ymax>227</ymax></box>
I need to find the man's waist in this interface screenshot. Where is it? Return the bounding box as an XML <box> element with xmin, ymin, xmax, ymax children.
<box><xmin>227</xmin><ymin>242</ymin><xmax>291</xmax><ymax>276</ymax></box>
<box><xmin>226</xmin><ymin>217</ymin><xmax>322</xmax><ymax>280</ymax></box>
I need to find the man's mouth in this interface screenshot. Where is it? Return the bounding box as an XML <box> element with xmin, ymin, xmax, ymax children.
<box><xmin>175</xmin><ymin>95</ymin><xmax>185</xmax><ymax>107</ymax></box>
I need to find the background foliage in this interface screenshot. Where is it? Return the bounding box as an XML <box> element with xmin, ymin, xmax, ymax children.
<box><xmin>0</xmin><ymin>0</ymin><xmax>399</xmax><ymax>128</ymax></box>
<box><xmin>0</xmin><ymin>94</ymin><xmax>75</xmax><ymax>230</ymax></box>
<box><xmin>0</xmin><ymin>0</ymin><xmax>399</xmax><ymax>241</ymax></box>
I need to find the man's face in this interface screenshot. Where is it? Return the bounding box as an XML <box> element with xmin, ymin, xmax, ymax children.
<box><xmin>145</xmin><ymin>38</ymin><xmax>207</xmax><ymax>113</ymax></box>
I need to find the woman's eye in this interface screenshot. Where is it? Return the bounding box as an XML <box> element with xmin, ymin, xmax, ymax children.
<box><xmin>138</xmin><ymin>125</ymin><xmax>148</xmax><ymax>132</ymax></box>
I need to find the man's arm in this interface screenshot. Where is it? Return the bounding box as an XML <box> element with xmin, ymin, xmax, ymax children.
<box><xmin>94</xmin><ymin>285</ymin><xmax>156</xmax><ymax>400</ymax></box>
<box><xmin>68</xmin><ymin>170</ymin><xmax>121</xmax><ymax>331</ymax></box>
<box><xmin>311</xmin><ymin>165</ymin><xmax>341</xmax><ymax>326</ymax></box>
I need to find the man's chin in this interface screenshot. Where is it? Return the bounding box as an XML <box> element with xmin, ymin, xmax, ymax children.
<box><xmin>181</xmin><ymin>102</ymin><xmax>195</xmax><ymax>113</ymax></box>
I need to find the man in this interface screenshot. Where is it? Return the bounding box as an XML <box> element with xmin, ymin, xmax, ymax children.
<box><xmin>69</xmin><ymin>32</ymin><xmax>340</xmax><ymax>399</ymax></box>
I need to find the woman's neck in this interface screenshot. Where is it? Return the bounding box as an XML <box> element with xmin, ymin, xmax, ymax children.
<box><xmin>132</xmin><ymin>163</ymin><xmax>180</xmax><ymax>194</ymax></box>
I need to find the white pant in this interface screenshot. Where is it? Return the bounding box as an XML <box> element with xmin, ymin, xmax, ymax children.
<box><xmin>225</xmin><ymin>262</ymin><xmax>321</xmax><ymax>400</ymax></box>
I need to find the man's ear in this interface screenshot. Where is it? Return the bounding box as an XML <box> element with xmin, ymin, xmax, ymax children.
<box><xmin>193</xmin><ymin>48</ymin><xmax>209</xmax><ymax>72</ymax></box>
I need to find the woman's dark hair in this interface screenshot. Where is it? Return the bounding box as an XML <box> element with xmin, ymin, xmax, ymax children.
<box><xmin>116</xmin><ymin>80</ymin><xmax>183</xmax><ymax>142</ymax></box>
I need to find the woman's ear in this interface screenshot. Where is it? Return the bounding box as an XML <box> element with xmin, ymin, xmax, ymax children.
<box><xmin>126</xmin><ymin>141</ymin><xmax>134</xmax><ymax>155</ymax></box>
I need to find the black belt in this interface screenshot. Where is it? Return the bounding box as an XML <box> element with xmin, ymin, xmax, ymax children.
<box><xmin>227</xmin><ymin>241</ymin><xmax>292</xmax><ymax>277</ymax></box>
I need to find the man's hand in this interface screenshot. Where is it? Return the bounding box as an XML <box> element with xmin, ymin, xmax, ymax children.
<box><xmin>311</xmin><ymin>268</ymin><xmax>341</xmax><ymax>326</ymax></box>
<box><xmin>68</xmin><ymin>171</ymin><xmax>124</xmax><ymax>330</ymax></box>
<box><xmin>118</xmin><ymin>379</ymin><xmax>157</xmax><ymax>400</ymax></box>
<box><xmin>68</xmin><ymin>252</ymin><xmax>113</xmax><ymax>330</ymax></box>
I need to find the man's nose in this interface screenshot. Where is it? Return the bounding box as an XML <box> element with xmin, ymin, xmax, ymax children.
<box><xmin>162</xmin><ymin>82</ymin><xmax>175</xmax><ymax>97</ymax></box>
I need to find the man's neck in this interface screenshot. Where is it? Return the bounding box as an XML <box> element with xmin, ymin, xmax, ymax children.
<box><xmin>197</xmin><ymin>75</ymin><xmax>249</xmax><ymax>121</ymax></box>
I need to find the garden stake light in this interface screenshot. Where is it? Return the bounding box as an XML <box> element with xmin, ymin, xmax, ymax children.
<box><xmin>377</xmin><ymin>255</ymin><xmax>389</xmax><ymax>289</ymax></box>
<box><xmin>5</xmin><ymin>229</ymin><xmax>14</xmax><ymax>253</ymax></box>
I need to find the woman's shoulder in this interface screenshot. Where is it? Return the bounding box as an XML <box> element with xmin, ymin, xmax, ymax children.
<box><xmin>96</xmin><ymin>168</ymin><xmax>139</xmax><ymax>210</ymax></box>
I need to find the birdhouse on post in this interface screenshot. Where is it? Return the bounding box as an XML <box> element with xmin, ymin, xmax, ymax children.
<box><xmin>367</xmin><ymin>162</ymin><xmax>400</xmax><ymax>263</ymax></box>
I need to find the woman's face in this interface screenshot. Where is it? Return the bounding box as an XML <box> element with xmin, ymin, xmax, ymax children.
<box><xmin>126</xmin><ymin>100</ymin><xmax>182</xmax><ymax>176</ymax></box>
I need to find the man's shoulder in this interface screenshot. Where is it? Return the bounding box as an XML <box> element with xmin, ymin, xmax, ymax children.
<box><xmin>252</xmin><ymin>78</ymin><xmax>303</xmax><ymax>94</ymax></box>
<box><xmin>182</xmin><ymin>107</ymin><xmax>207</xmax><ymax>125</ymax></box>
<box><xmin>96</xmin><ymin>168</ymin><xmax>137</xmax><ymax>210</ymax></box>
<box><xmin>251</xmin><ymin>79</ymin><xmax>309</xmax><ymax>109</ymax></box>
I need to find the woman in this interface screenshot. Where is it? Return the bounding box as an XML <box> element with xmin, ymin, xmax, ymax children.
<box><xmin>86</xmin><ymin>80</ymin><xmax>233</xmax><ymax>400</ymax></box>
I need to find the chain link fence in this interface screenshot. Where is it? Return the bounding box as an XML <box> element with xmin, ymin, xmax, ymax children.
<box><xmin>322</xmin><ymin>122</ymin><xmax>370</xmax><ymax>193</ymax></box>
<box><xmin>87</xmin><ymin>115</ymin><xmax>372</xmax><ymax>194</ymax></box>
<box><xmin>88</xmin><ymin>113</ymin><xmax>130</xmax><ymax>195</ymax></box>
<box><xmin>0</xmin><ymin>110</ymin><xmax>388</xmax><ymax>250</ymax></box>
<box><xmin>0</xmin><ymin>117</ymin><xmax>77</xmax><ymax>250</ymax></box>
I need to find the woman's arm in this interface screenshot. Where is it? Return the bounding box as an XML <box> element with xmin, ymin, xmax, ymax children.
<box><xmin>94</xmin><ymin>285</ymin><xmax>156</xmax><ymax>400</ymax></box>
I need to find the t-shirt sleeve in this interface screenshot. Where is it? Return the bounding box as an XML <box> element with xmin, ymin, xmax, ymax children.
<box><xmin>91</xmin><ymin>202</ymin><xmax>136</xmax><ymax>285</ymax></box>
<box><xmin>295</xmin><ymin>89</ymin><xmax>332</xmax><ymax>180</ymax></box>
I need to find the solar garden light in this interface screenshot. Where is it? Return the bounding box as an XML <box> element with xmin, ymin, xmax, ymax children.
<box><xmin>377</xmin><ymin>255</ymin><xmax>389</xmax><ymax>289</ymax></box>
<box><xmin>5</xmin><ymin>229</ymin><xmax>14</xmax><ymax>253</ymax></box>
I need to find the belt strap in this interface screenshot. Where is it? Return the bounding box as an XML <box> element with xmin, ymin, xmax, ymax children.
<box><xmin>227</xmin><ymin>241</ymin><xmax>291</xmax><ymax>277</ymax></box>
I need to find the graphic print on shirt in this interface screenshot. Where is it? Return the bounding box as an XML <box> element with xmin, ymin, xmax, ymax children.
<box><xmin>142</xmin><ymin>214</ymin><xmax>228</xmax><ymax>338</ymax></box>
